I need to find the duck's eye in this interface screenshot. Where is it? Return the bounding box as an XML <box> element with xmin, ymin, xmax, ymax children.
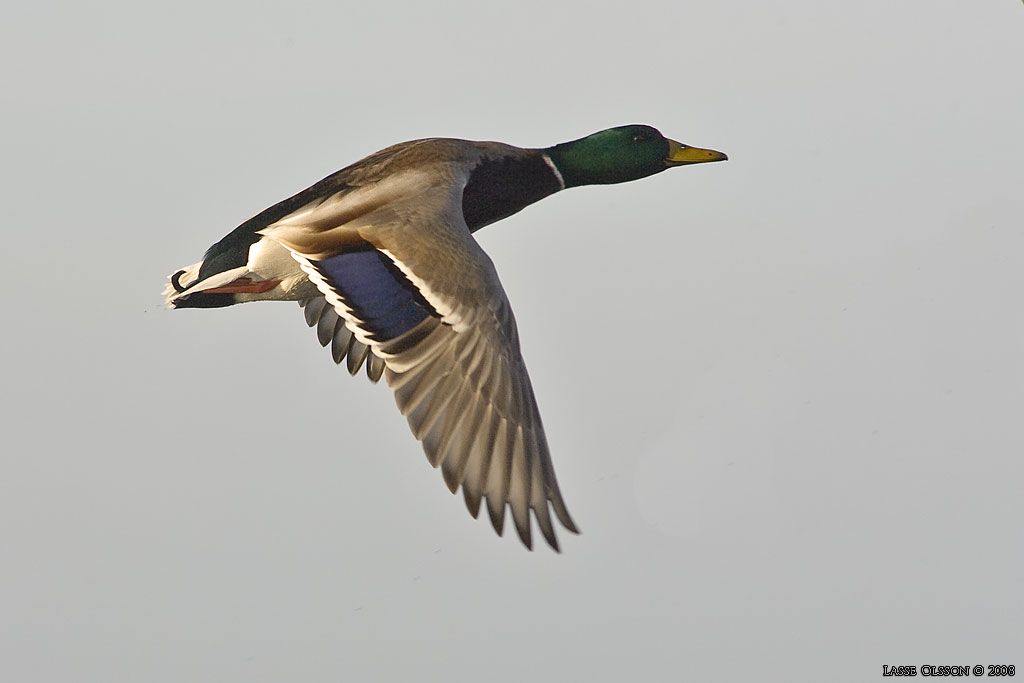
<box><xmin>631</xmin><ymin>133</ymin><xmax>648</xmax><ymax>143</ymax></box>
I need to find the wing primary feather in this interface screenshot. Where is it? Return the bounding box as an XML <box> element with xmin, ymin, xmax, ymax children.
<box><xmin>442</xmin><ymin>399</ymin><xmax>490</xmax><ymax>493</ymax></box>
<box><xmin>427</xmin><ymin>376</ymin><xmax>474</xmax><ymax>468</ymax></box>
<box><xmin>407</xmin><ymin>370</ymin><xmax>459</xmax><ymax>440</ymax></box>
<box><xmin>443</xmin><ymin>344</ymin><xmax>500</xmax><ymax>493</ymax></box>
<box><xmin>391</xmin><ymin>365</ymin><xmax>429</xmax><ymax>415</ymax></box>
<box><xmin>467</xmin><ymin>339</ymin><xmax>495</xmax><ymax>390</ymax></box>
<box><xmin>378</xmin><ymin>318</ymin><xmax>445</xmax><ymax>366</ymax></box>
<box><xmin>493</xmin><ymin>358</ymin><xmax>517</xmax><ymax>423</ymax></box>
<box><xmin>529</xmin><ymin>448</ymin><xmax>559</xmax><ymax>551</ymax></box>
<box><xmin>317</xmin><ymin>307</ymin><xmax>340</xmax><ymax>347</ymax></box>
<box><xmin>532</xmin><ymin>425</ymin><xmax>579</xmax><ymax>535</ymax></box>
<box><xmin>463</xmin><ymin>484</ymin><xmax>483</xmax><ymax>519</ymax></box>
<box><xmin>423</xmin><ymin>337</ymin><xmax>486</xmax><ymax>463</ymax></box>
<box><xmin>302</xmin><ymin>297</ymin><xmax>327</xmax><ymax>327</ymax></box>
<box><xmin>484</xmin><ymin>419</ymin><xmax>515</xmax><ymax>536</ymax></box>
<box><xmin>382</xmin><ymin>322</ymin><xmax>455</xmax><ymax>382</ymax></box>
<box><xmin>366</xmin><ymin>354</ymin><xmax>386</xmax><ymax>382</ymax></box>
<box><xmin>347</xmin><ymin>340</ymin><xmax>370</xmax><ymax>375</ymax></box>
<box><xmin>549</xmin><ymin>484</ymin><xmax>579</xmax><ymax>534</ymax></box>
<box><xmin>498</xmin><ymin>421</ymin><xmax>518</xmax><ymax>506</ymax></box>
<box><xmin>461</xmin><ymin>412</ymin><xmax>501</xmax><ymax>520</ymax></box>
<box><xmin>508</xmin><ymin>426</ymin><xmax>533</xmax><ymax>549</ymax></box>
<box><xmin>523</xmin><ymin>424</ymin><xmax>559</xmax><ymax>551</ymax></box>
<box><xmin>394</xmin><ymin>359</ymin><xmax>450</xmax><ymax>417</ymax></box>
<box><xmin>331</xmin><ymin>324</ymin><xmax>354</xmax><ymax>364</ymax></box>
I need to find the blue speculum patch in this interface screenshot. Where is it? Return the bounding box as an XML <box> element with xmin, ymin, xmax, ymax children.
<box><xmin>315</xmin><ymin>250</ymin><xmax>437</xmax><ymax>340</ymax></box>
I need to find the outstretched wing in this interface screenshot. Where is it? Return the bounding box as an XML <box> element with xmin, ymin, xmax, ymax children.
<box><xmin>264</xmin><ymin>165</ymin><xmax>577</xmax><ymax>550</ymax></box>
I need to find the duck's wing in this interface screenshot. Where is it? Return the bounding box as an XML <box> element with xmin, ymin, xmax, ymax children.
<box><xmin>262</xmin><ymin>167</ymin><xmax>578</xmax><ymax>550</ymax></box>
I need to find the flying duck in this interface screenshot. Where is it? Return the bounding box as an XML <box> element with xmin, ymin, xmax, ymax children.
<box><xmin>165</xmin><ymin>124</ymin><xmax>727</xmax><ymax>551</ymax></box>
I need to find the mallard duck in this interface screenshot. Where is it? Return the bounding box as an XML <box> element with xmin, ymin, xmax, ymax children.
<box><xmin>165</xmin><ymin>124</ymin><xmax>727</xmax><ymax>551</ymax></box>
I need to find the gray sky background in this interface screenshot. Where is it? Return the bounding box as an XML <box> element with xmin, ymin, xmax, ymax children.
<box><xmin>2</xmin><ymin>2</ymin><xmax>1022</xmax><ymax>681</ymax></box>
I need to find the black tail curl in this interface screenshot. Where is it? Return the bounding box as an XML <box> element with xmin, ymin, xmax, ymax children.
<box><xmin>170</xmin><ymin>269</ymin><xmax>189</xmax><ymax>293</ymax></box>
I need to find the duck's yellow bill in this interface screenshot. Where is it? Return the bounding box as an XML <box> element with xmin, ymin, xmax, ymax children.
<box><xmin>665</xmin><ymin>139</ymin><xmax>728</xmax><ymax>166</ymax></box>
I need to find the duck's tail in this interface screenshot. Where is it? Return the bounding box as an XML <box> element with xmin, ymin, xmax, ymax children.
<box><xmin>165</xmin><ymin>237</ymin><xmax>316</xmax><ymax>309</ymax></box>
<box><xmin>163</xmin><ymin>261</ymin><xmax>258</xmax><ymax>309</ymax></box>
<box><xmin>163</xmin><ymin>261</ymin><xmax>211</xmax><ymax>308</ymax></box>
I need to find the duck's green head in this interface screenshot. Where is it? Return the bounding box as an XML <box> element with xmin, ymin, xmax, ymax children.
<box><xmin>545</xmin><ymin>124</ymin><xmax>727</xmax><ymax>189</ymax></box>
